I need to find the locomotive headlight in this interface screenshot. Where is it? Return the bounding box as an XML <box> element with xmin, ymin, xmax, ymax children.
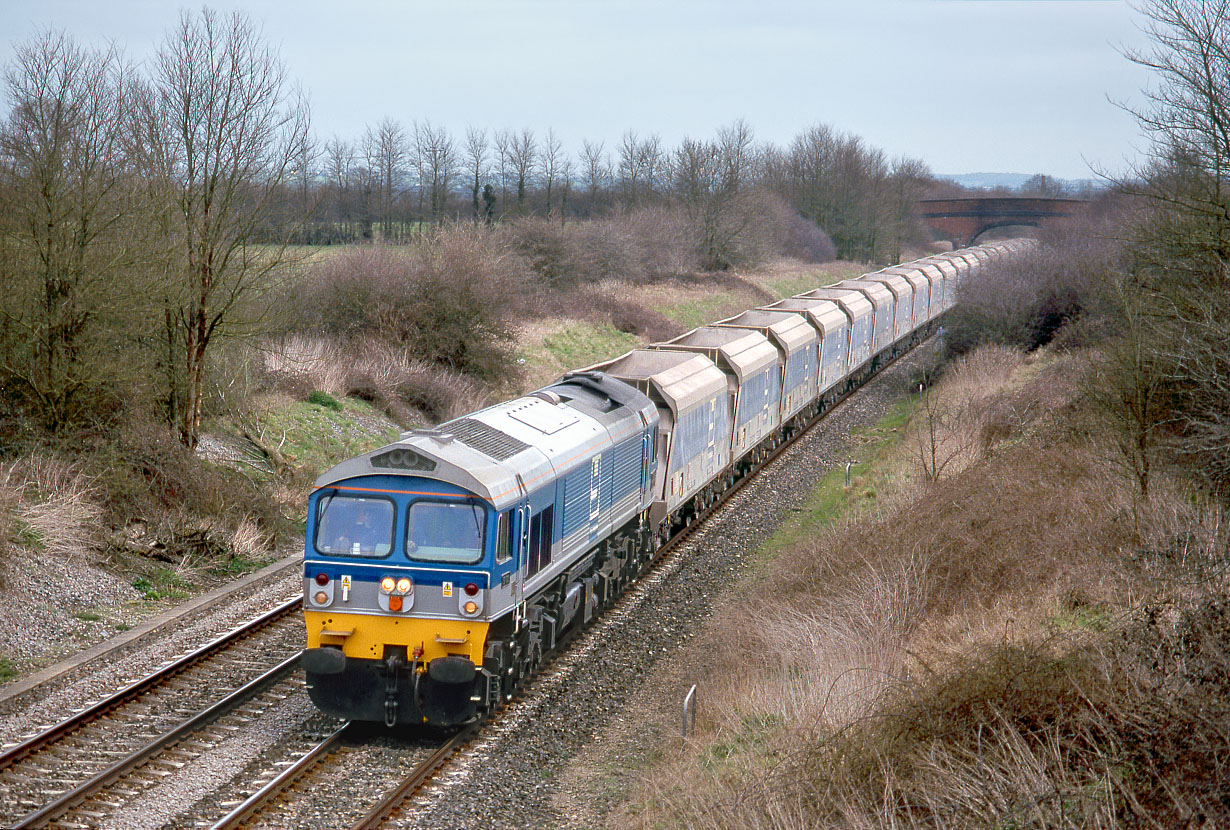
<box><xmin>380</xmin><ymin>576</ymin><xmax>396</xmax><ymax>593</ymax></box>
<box><xmin>314</xmin><ymin>591</ymin><xmax>329</xmax><ymax>605</ymax></box>
<box><xmin>463</xmin><ymin>600</ymin><xmax>478</xmax><ymax>615</ymax></box>
<box><xmin>396</xmin><ymin>577</ymin><xmax>413</xmax><ymax>594</ymax></box>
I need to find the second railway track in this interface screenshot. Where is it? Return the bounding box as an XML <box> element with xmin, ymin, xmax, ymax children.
<box><xmin>0</xmin><ymin>597</ymin><xmax>306</xmax><ymax>828</ymax></box>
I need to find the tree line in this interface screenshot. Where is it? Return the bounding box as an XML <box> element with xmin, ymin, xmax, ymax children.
<box><xmin>0</xmin><ymin>7</ymin><xmax>934</xmax><ymax>453</ymax></box>
<box><xmin>0</xmin><ymin>10</ymin><xmax>308</xmax><ymax>448</ymax></box>
<box><xmin>288</xmin><ymin>116</ymin><xmax>932</xmax><ymax>265</ymax></box>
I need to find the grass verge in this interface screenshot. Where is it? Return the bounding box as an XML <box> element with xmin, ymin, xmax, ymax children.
<box><xmin>622</xmin><ymin>345</ymin><xmax>1230</xmax><ymax>828</ymax></box>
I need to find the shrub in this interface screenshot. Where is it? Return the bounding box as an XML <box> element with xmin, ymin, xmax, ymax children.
<box><xmin>280</xmin><ymin>225</ymin><xmax>529</xmax><ymax>380</ymax></box>
<box><xmin>944</xmin><ymin>217</ymin><xmax>1123</xmax><ymax>358</ymax></box>
<box><xmin>307</xmin><ymin>390</ymin><xmax>342</xmax><ymax>410</ymax></box>
<box><xmin>503</xmin><ymin>207</ymin><xmax>700</xmax><ymax>287</ymax></box>
<box><xmin>91</xmin><ymin>416</ymin><xmax>281</xmax><ymax>538</ymax></box>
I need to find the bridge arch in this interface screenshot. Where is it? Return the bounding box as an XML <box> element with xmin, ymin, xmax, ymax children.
<box><xmin>916</xmin><ymin>197</ymin><xmax>1086</xmax><ymax>248</ymax></box>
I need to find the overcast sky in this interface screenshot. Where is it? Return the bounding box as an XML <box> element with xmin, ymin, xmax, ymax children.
<box><xmin>0</xmin><ymin>0</ymin><xmax>1155</xmax><ymax>180</ymax></box>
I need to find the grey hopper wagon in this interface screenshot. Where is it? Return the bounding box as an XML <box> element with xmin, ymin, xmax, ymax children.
<box><xmin>857</xmin><ymin>272</ymin><xmax>915</xmax><ymax>343</ymax></box>
<box><xmin>584</xmin><ymin>349</ymin><xmax>731</xmax><ymax>524</ymax></box>
<box><xmin>651</xmin><ymin>325</ymin><xmax>782</xmax><ymax>465</ymax></box>
<box><xmin>828</xmin><ymin>279</ymin><xmax>896</xmax><ymax>357</ymax></box>
<box><xmin>760</xmin><ymin>297</ymin><xmax>851</xmax><ymax>396</ymax></box>
<box><xmin>877</xmin><ymin>266</ymin><xmax>933</xmax><ymax>328</ymax></box>
<box><xmin>793</xmin><ymin>287</ymin><xmax>875</xmax><ymax>373</ymax></box>
<box><xmin>714</xmin><ymin>309</ymin><xmax>819</xmax><ymax>424</ymax></box>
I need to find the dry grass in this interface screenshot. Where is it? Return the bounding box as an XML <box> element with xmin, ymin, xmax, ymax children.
<box><xmin>626</xmin><ymin>345</ymin><xmax>1230</xmax><ymax>829</ymax></box>
<box><xmin>4</xmin><ymin>456</ymin><xmax>101</xmax><ymax>562</ymax></box>
<box><xmin>264</xmin><ymin>335</ymin><xmax>489</xmax><ymax>424</ymax></box>
<box><xmin>909</xmin><ymin>345</ymin><xmax>1026</xmax><ymax>483</ymax></box>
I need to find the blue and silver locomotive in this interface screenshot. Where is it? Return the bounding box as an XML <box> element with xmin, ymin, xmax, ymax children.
<box><xmin>302</xmin><ymin>372</ymin><xmax>659</xmax><ymax>726</ymax></box>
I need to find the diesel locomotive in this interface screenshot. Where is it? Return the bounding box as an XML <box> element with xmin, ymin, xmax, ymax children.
<box><xmin>300</xmin><ymin>240</ymin><xmax>1034</xmax><ymax>727</ymax></box>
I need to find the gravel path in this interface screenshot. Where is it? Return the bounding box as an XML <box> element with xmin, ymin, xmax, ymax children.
<box><xmin>395</xmin><ymin>342</ymin><xmax>938</xmax><ymax>830</ymax></box>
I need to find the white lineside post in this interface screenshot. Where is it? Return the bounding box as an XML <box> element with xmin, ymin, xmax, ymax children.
<box><xmin>682</xmin><ymin>684</ymin><xmax>698</xmax><ymax>747</ymax></box>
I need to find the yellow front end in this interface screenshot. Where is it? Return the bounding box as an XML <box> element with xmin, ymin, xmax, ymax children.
<box><xmin>305</xmin><ymin>610</ymin><xmax>489</xmax><ymax>668</ymax></box>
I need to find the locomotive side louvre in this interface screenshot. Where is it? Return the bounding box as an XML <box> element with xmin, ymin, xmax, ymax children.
<box><xmin>585</xmin><ymin>349</ymin><xmax>732</xmax><ymax>525</ymax></box>
<box><xmin>650</xmin><ymin>326</ymin><xmax>781</xmax><ymax>467</ymax></box>
<box><xmin>793</xmin><ymin>288</ymin><xmax>875</xmax><ymax>374</ymax></box>
<box><xmin>759</xmin><ymin>298</ymin><xmax>851</xmax><ymax>399</ymax></box>
<box><xmin>715</xmin><ymin>309</ymin><xmax>819</xmax><ymax>425</ymax></box>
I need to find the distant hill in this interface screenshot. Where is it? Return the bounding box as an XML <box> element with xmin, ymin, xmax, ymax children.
<box><xmin>938</xmin><ymin>172</ymin><xmax>1104</xmax><ymax>193</ymax></box>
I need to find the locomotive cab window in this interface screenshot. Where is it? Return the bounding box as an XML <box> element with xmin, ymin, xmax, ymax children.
<box><xmin>314</xmin><ymin>494</ymin><xmax>395</xmax><ymax>557</ymax></box>
<box><xmin>406</xmin><ymin>501</ymin><xmax>486</xmax><ymax>564</ymax></box>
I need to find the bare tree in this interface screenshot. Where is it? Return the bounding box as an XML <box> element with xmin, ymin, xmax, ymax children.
<box><xmin>558</xmin><ymin>157</ymin><xmax>575</xmax><ymax>222</ymax></box>
<box><xmin>1117</xmin><ymin>0</ymin><xmax>1230</xmax><ymax>492</ymax></box>
<box><xmin>637</xmin><ymin>132</ymin><xmax>666</xmax><ymax>200</ymax></box>
<box><xmin>539</xmin><ymin>128</ymin><xmax>563</xmax><ymax>215</ymax></box>
<box><xmin>509</xmin><ymin>127</ymin><xmax>536</xmax><ymax>212</ymax></box>
<box><xmin>0</xmin><ymin>31</ymin><xmax>132</xmax><ymax>429</ymax></box>
<box><xmin>618</xmin><ymin>129</ymin><xmax>640</xmax><ymax>204</ymax></box>
<box><xmin>493</xmin><ymin>128</ymin><xmax>512</xmax><ymax>214</ymax></box>
<box><xmin>323</xmin><ymin>136</ymin><xmax>358</xmax><ymax>239</ymax></box>
<box><xmin>464</xmin><ymin>126</ymin><xmax>488</xmax><ymax>221</ymax></box>
<box><xmin>414</xmin><ymin>120</ymin><xmax>456</xmax><ymax>222</ymax></box>
<box><xmin>143</xmin><ymin>7</ymin><xmax>310</xmax><ymax>448</ymax></box>
<box><xmin>365</xmin><ymin>118</ymin><xmax>407</xmax><ymax>239</ymax></box>
<box><xmin>674</xmin><ymin>134</ymin><xmax>749</xmax><ymax>269</ymax></box>
<box><xmin>581</xmin><ymin>138</ymin><xmax>610</xmax><ymax>212</ymax></box>
<box><xmin>717</xmin><ymin>119</ymin><xmax>754</xmax><ymax>190</ymax></box>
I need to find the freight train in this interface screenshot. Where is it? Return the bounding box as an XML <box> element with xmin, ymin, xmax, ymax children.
<box><xmin>300</xmin><ymin>240</ymin><xmax>1033</xmax><ymax>727</ymax></box>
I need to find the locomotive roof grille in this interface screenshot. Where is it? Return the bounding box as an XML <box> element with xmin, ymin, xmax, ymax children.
<box><xmin>444</xmin><ymin>417</ymin><xmax>532</xmax><ymax>461</ymax></box>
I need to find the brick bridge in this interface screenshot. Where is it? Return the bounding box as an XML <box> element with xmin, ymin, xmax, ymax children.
<box><xmin>915</xmin><ymin>197</ymin><xmax>1087</xmax><ymax>247</ymax></box>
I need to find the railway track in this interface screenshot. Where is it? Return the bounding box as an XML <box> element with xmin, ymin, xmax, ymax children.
<box><xmin>0</xmin><ymin>597</ymin><xmax>305</xmax><ymax>828</ymax></box>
